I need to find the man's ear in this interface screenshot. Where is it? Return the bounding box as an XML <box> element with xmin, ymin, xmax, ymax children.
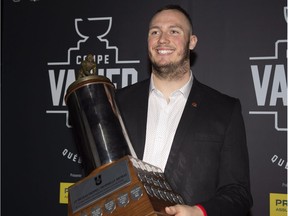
<box><xmin>189</xmin><ymin>35</ymin><xmax>198</xmax><ymax>50</ymax></box>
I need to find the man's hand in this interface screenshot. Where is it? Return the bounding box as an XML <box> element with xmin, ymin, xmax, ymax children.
<box><xmin>165</xmin><ymin>204</ymin><xmax>204</xmax><ymax>216</ymax></box>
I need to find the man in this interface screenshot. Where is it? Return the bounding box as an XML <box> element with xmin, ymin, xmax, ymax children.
<box><xmin>116</xmin><ymin>5</ymin><xmax>253</xmax><ymax>216</ymax></box>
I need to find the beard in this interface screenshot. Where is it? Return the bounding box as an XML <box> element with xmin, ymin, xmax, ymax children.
<box><xmin>150</xmin><ymin>43</ymin><xmax>191</xmax><ymax>81</ymax></box>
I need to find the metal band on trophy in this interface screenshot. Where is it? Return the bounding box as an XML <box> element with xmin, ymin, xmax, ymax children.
<box><xmin>65</xmin><ymin>54</ymin><xmax>184</xmax><ymax>216</ymax></box>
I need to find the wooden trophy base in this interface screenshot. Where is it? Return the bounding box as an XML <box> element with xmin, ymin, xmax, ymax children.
<box><xmin>67</xmin><ymin>156</ymin><xmax>184</xmax><ymax>216</ymax></box>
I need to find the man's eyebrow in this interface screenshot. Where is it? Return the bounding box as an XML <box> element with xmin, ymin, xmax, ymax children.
<box><xmin>169</xmin><ymin>24</ymin><xmax>184</xmax><ymax>29</ymax></box>
<box><xmin>149</xmin><ymin>25</ymin><xmax>160</xmax><ymax>30</ymax></box>
<box><xmin>149</xmin><ymin>25</ymin><xmax>183</xmax><ymax>30</ymax></box>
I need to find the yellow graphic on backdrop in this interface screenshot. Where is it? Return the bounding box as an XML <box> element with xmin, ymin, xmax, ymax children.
<box><xmin>270</xmin><ymin>193</ymin><xmax>287</xmax><ymax>216</ymax></box>
<box><xmin>59</xmin><ymin>182</ymin><xmax>74</xmax><ymax>204</ymax></box>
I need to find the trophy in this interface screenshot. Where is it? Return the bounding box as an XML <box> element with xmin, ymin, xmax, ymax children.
<box><xmin>65</xmin><ymin>54</ymin><xmax>184</xmax><ymax>216</ymax></box>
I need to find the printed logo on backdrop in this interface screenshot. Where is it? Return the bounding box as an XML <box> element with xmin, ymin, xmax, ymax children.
<box><xmin>45</xmin><ymin>17</ymin><xmax>140</xmax><ymax>165</ymax></box>
<box><xmin>269</xmin><ymin>193</ymin><xmax>287</xmax><ymax>216</ymax></box>
<box><xmin>248</xmin><ymin>7</ymin><xmax>287</xmax><ymax>176</ymax></box>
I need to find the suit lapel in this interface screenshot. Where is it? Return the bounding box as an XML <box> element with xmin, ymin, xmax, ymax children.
<box><xmin>165</xmin><ymin>78</ymin><xmax>201</xmax><ymax>171</ymax></box>
<box><xmin>134</xmin><ymin>80</ymin><xmax>150</xmax><ymax>160</ymax></box>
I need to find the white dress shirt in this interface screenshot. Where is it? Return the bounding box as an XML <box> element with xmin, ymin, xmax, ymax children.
<box><xmin>143</xmin><ymin>72</ymin><xmax>193</xmax><ymax>171</ymax></box>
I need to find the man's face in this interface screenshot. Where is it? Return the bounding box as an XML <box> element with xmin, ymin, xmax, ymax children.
<box><xmin>148</xmin><ymin>9</ymin><xmax>197</xmax><ymax>74</ymax></box>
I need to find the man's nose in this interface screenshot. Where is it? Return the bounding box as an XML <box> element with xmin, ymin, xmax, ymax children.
<box><xmin>158</xmin><ymin>32</ymin><xmax>169</xmax><ymax>44</ymax></box>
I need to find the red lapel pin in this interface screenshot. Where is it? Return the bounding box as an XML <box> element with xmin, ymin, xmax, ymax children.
<box><xmin>191</xmin><ymin>102</ymin><xmax>198</xmax><ymax>107</ymax></box>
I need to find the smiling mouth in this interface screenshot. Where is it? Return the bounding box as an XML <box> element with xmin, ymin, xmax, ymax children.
<box><xmin>157</xmin><ymin>49</ymin><xmax>174</xmax><ymax>54</ymax></box>
<box><xmin>155</xmin><ymin>46</ymin><xmax>175</xmax><ymax>55</ymax></box>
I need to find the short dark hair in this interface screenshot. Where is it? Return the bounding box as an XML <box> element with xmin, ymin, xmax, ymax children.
<box><xmin>153</xmin><ymin>5</ymin><xmax>194</xmax><ymax>32</ymax></box>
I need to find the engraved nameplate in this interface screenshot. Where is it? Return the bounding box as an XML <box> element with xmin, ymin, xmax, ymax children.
<box><xmin>69</xmin><ymin>160</ymin><xmax>131</xmax><ymax>213</ymax></box>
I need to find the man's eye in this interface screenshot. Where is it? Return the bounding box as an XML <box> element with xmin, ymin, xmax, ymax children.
<box><xmin>150</xmin><ymin>31</ymin><xmax>159</xmax><ymax>35</ymax></box>
<box><xmin>171</xmin><ymin>30</ymin><xmax>179</xmax><ymax>34</ymax></box>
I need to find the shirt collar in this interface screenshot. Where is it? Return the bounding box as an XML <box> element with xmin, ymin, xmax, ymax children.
<box><xmin>149</xmin><ymin>70</ymin><xmax>193</xmax><ymax>99</ymax></box>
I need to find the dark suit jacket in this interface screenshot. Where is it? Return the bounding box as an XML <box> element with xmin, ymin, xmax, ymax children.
<box><xmin>115</xmin><ymin>77</ymin><xmax>253</xmax><ymax>216</ymax></box>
